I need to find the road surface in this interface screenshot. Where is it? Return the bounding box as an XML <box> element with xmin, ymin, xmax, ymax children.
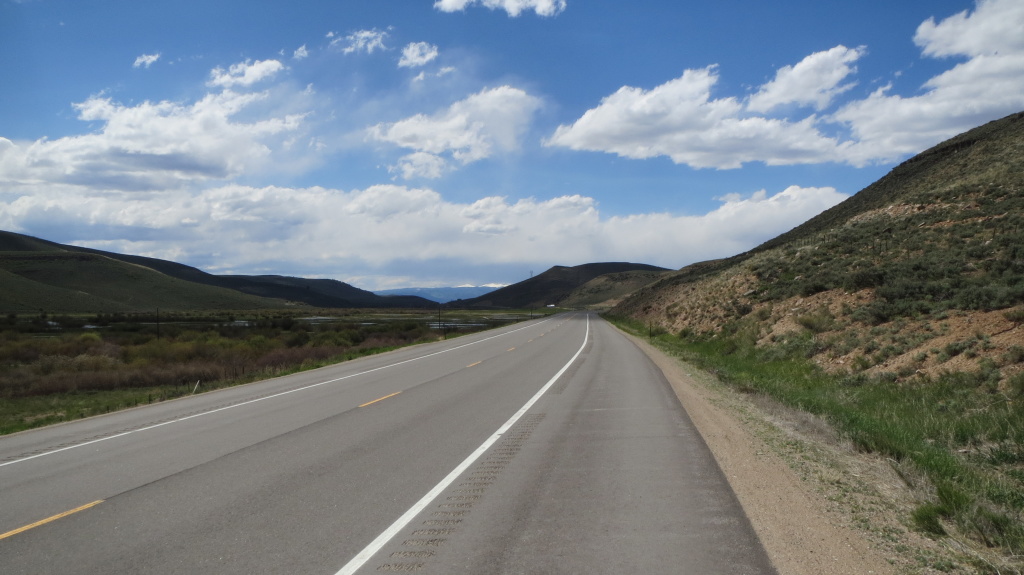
<box><xmin>0</xmin><ymin>313</ymin><xmax>776</xmax><ymax>574</ymax></box>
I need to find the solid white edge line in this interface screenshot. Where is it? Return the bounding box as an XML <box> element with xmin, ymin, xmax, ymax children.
<box><xmin>333</xmin><ymin>314</ymin><xmax>590</xmax><ymax>575</ymax></box>
<box><xmin>0</xmin><ymin>317</ymin><xmax>558</xmax><ymax>469</ymax></box>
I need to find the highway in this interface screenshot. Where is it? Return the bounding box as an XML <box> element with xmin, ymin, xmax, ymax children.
<box><xmin>0</xmin><ymin>312</ymin><xmax>776</xmax><ymax>574</ymax></box>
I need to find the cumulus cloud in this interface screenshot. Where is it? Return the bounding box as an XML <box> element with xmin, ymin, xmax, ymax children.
<box><xmin>399</xmin><ymin>42</ymin><xmax>439</xmax><ymax>68</ymax></box>
<box><xmin>132</xmin><ymin>53</ymin><xmax>161</xmax><ymax>69</ymax></box>
<box><xmin>0</xmin><ymin>90</ymin><xmax>305</xmax><ymax>192</ymax></box>
<box><xmin>390</xmin><ymin>152</ymin><xmax>449</xmax><ymax>180</ymax></box>
<box><xmin>915</xmin><ymin>0</ymin><xmax>1024</xmax><ymax>58</ymax></box>
<box><xmin>548</xmin><ymin>0</ymin><xmax>1024</xmax><ymax>170</ymax></box>
<box><xmin>831</xmin><ymin>0</ymin><xmax>1024</xmax><ymax>164</ymax></box>
<box><xmin>434</xmin><ymin>0</ymin><xmax>566</xmax><ymax>17</ymax></box>
<box><xmin>293</xmin><ymin>45</ymin><xmax>309</xmax><ymax>60</ymax></box>
<box><xmin>0</xmin><ymin>182</ymin><xmax>846</xmax><ymax>288</ymax></box>
<box><xmin>369</xmin><ymin>85</ymin><xmax>543</xmax><ymax>176</ymax></box>
<box><xmin>747</xmin><ymin>45</ymin><xmax>865</xmax><ymax>113</ymax></box>
<box><xmin>208</xmin><ymin>59</ymin><xmax>285</xmax><ymax>88</ymax></box>
<box><xmin>546</xmin><ymin>66</ymin><xmax>842</xmax><ymax>169</ymax></box>
<box><xmin>333</xmin><ymin>28</ymin><xmax>389</xmax><ymax>54</ymax></box>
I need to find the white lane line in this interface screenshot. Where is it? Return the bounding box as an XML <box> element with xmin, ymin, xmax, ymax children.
<box><xmin>0</xmin><ymin>317</ymin><xmax>561</xmax><ymax>469</ymax></box>
<box><xmin>334</xmin><ymin>314</ymin><xmax>590</xmax><ymax>575</ymax></box>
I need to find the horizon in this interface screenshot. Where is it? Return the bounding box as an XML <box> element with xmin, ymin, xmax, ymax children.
<box><xmin>2</xmin><ymin>1</ymin><xmax>1023</xmax><ymax>290</ymax></box>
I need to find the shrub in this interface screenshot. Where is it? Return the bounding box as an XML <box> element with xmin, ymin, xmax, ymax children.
<box><xmin>795</xmin><ymin>308</ymin><xmax>835</xmax><ymax>333</ymax></box>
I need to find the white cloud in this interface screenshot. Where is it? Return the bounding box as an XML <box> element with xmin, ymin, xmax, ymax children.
<box><xmin>831</xmin><ymin>0</ymin><xmax>1024</xmax><ymax>165</ymax></box>
<box><xmin>0</xmin><ymin>90</ymin><xmax>305</xmax><ymax>192</ymax></box>
<box><xmin>293</xmin><ymin>45</ymin><xmax>309</xmax><ymax>60</ymax></box>
<box><xmin>208</xmin><ymin>59</ymin><xmax>285</xmax><ymax>88</ymax></box>
<box><xmin>434</xmin><ymin>0</ymin><xmax>566</xmax><ymax>17</ymax></box>
<box><xmin>334</xmin><ymin>28</ymin><xmax>389</xmax><ymax>55</ymax></box>
<box><xmin>915</xmin><ymin>0</ymin><xmax>1024</xmax><ymax>58</ymax></box>
<box><xmin>747</xmin><ymin>45</ymin><xmax>865</xmax><ymax>113</ymax></box>
<box><xmin>390</xmin><ymin>152</ymin><xmax>449</xmax><ymax>180</ymax></box>
<box><xmin>132</xmin><ymin>53</ymin><xmax>161</xmax><ymax>69</ymax></box>
<box><xmin>399</xmin><ymin>42</ymin><xmax>439</xmax><ymax>68</ymax></box>
<box><xmin>549</xmin><ymin>0</ymin><xmax>1024</xmax><ymax>170</ymax></box>
<box><xmin>546</xmin><ymin>66</ymin><xmax>842</xmax><ymax>169</ymax></box>
<box><xmin>369</xmin><ymin>85</ymin><xmax>542</xmax><ymax>173</ymax></box>
<box><xmin>0</xmin><ymin>182</ymin><xmax>845</xmax><ymax>289</ymax></box>
<box><xmin>412</xmin><ymin>66</ymin><xmax>456</xmax><ymax>83</ymax></box>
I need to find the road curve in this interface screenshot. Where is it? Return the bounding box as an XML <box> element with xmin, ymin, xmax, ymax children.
<box><xmin>0</xmin><ymin>313</ymin><xmax>775</xmax><ymax>574</ymax></box>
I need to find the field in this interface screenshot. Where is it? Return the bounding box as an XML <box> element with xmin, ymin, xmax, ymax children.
<box><xmin>0</xmin><ymin>308</ymin><xmax>544</xmax><ymax>435</ymax></box>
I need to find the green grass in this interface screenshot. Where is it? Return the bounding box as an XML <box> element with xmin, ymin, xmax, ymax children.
<box><xmin>608</xmin><ymin>314</ymin><xmax>1024</xmax><ymax>560</ymax></box>
<box><xmin>0</xmin><ymin>343</ymin><xmax>404</xmax><ymax>436</ymax></box>
<box><xmin>0</xmin><ymin>252</ymin><xmax>286</xmax><ymax>313</ymax></box>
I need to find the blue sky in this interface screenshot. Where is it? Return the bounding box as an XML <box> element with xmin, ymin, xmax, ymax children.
<box><xmin>2</xmin><ymin>0</ymin><xmax>1023</xmax><ymax>289</ymax></box>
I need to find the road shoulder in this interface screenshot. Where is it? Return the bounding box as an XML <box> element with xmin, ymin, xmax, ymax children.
<box><xmin>623</xmin><ymin>332</ymin><xmax>897</xmax><ymax>575</ymax></box>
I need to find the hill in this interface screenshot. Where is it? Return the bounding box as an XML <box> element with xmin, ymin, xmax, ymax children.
<box><xmin>374</xmin><ymin>286</ymin><xmax>502</xmax><ymax>303</ymax></box>
<box><xmin>455</xmin><ymin>262</ymin><xmax>669</xmax><ymax>309</ymax></box>
<box><xmin>0</xmin><ymin>230</ymin><xmax>435</xmax><ymax>312</ymax></box>
<box><xmin>559</xmin><ymin>269</ymin><xmax>671</xmax><ymax>309</ymax></box>
<box><xmin>614</xmin><ymin>110</ymin><xmax>1024</xmax><ymax>382</ymax></box>
<box><xmin>0</xmin><ymin>251</ymin><xmax>286</xmax><ymax>313</ymax></box>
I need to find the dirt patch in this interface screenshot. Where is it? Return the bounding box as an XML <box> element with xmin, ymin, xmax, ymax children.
<box><xmin>624</xmin><ymin>331</ymin><xmax>978</xmax><ymax>575</ymax></box>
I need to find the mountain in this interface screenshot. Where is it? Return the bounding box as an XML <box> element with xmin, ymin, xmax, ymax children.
<box><xmin>613</xmin><ymin>110</ymin><xmax>1024</xmax><ymax>380</ymax></box>
<box><xmin>0</xmin><ymin>249</ymin><xmax>286</xmax><ymax>313</ymax></box>
<box><xmin>0</xmin><ymin>231</ymin><xmax>435</xmax><ymax>312</ymax></box>
<box><xmin>374</xmin><ymin>286</ymin><xmax>503</xmax><ymax>303</ymax></box>
<box><xmin>454</xmin><ymin>262</ymin><xmax>670</xmax><ymax>309</ymax></box>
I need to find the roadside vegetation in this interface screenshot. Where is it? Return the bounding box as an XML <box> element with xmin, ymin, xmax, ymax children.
<box><xmin>0</xmin><ymin>309</ymin><xmax>535</xmax><ymax>435</ymax></box>
<box><xmin>609</xmin><ymin>313</ymin><xmax>1024</xmax><ymax>573</ymax></box>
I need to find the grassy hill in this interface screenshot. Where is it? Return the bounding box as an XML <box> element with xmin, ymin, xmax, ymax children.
<box><xmin>0</xmin><ymin>230</ymin><xmax>435</xmax><ymax>312</ymax></box>
<box><xmin>455</xmin><ymin>262</ymin><xmax>669</xmax><ymax>309</ymax></box>
<box><xmin>0</xmin><ymin>251</ymin><xmax>286</xmax><ymax>313</ymax></box>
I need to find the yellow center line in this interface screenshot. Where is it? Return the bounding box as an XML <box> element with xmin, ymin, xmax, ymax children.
<box><xmin>359</xmin><ymin>391</ymin><xmax>402</xmax><ymax>408</ymax></box>
<box><xmin>466</xmin><ymin>361</ymin><xmax>482</xmax><ymax>368</ymax></box>
<box><xmin>0</xmin><ymin>500</ymin><xmax>104</xmax><ymax>541</ymax></box>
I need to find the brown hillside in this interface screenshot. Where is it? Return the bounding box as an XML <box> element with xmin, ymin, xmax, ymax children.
<box><xmin>560</xmin><ymin>270</ymin><xmax>671</xmax><ymax>309</ymax></box>
<box><xmin>613</xmin><ymin>111</ymin><xmax>1024</xmax><ymax>385</ymax></box>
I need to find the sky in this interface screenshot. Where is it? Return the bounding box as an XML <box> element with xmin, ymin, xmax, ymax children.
<box><xmin>2</xmin><ymin>0</ymin><xmax>1023</xmax><ymax>290</ymax></box>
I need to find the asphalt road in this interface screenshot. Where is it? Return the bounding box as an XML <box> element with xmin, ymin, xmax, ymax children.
<box><xmin>0</xmin><ymin>313</ymin><xmax>776</xmax><ymax>574</ymax></box>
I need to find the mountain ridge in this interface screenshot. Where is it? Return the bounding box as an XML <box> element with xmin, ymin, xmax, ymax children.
<box><xmin>0</xmin><ymin>230</ymin><xmax>435</xmax><ymax>311</ymax></box>
<box><xmin>453</xmin><ymin>262</ymin><xmax>670</xmax><ymax>309</ymax></box>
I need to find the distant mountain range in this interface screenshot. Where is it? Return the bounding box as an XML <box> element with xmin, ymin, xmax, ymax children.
<box><xmin>0</xmin><ymin>230</ymin><xmax>668</xmax><ymax>313</ymax></box>
<box><xmin>373</xmin><ymin>286</ymin><xmax>503</xmax><ymax>303</ymax></box>
<box><xmin>0</xmin><ymin>231</ymin><xmax>436</xmax><ymax>312</ymax></box>
<box><xmin>452</xmin><ymin>262</ymin><xmax>670</xmax><ymax>309</ymax></box>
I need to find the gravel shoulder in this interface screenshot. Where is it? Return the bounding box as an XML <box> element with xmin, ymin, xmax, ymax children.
<box><xmin>624</xmin><ymin>331</ymin><xmax>945</xmax><ymax>575</ymax></box>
